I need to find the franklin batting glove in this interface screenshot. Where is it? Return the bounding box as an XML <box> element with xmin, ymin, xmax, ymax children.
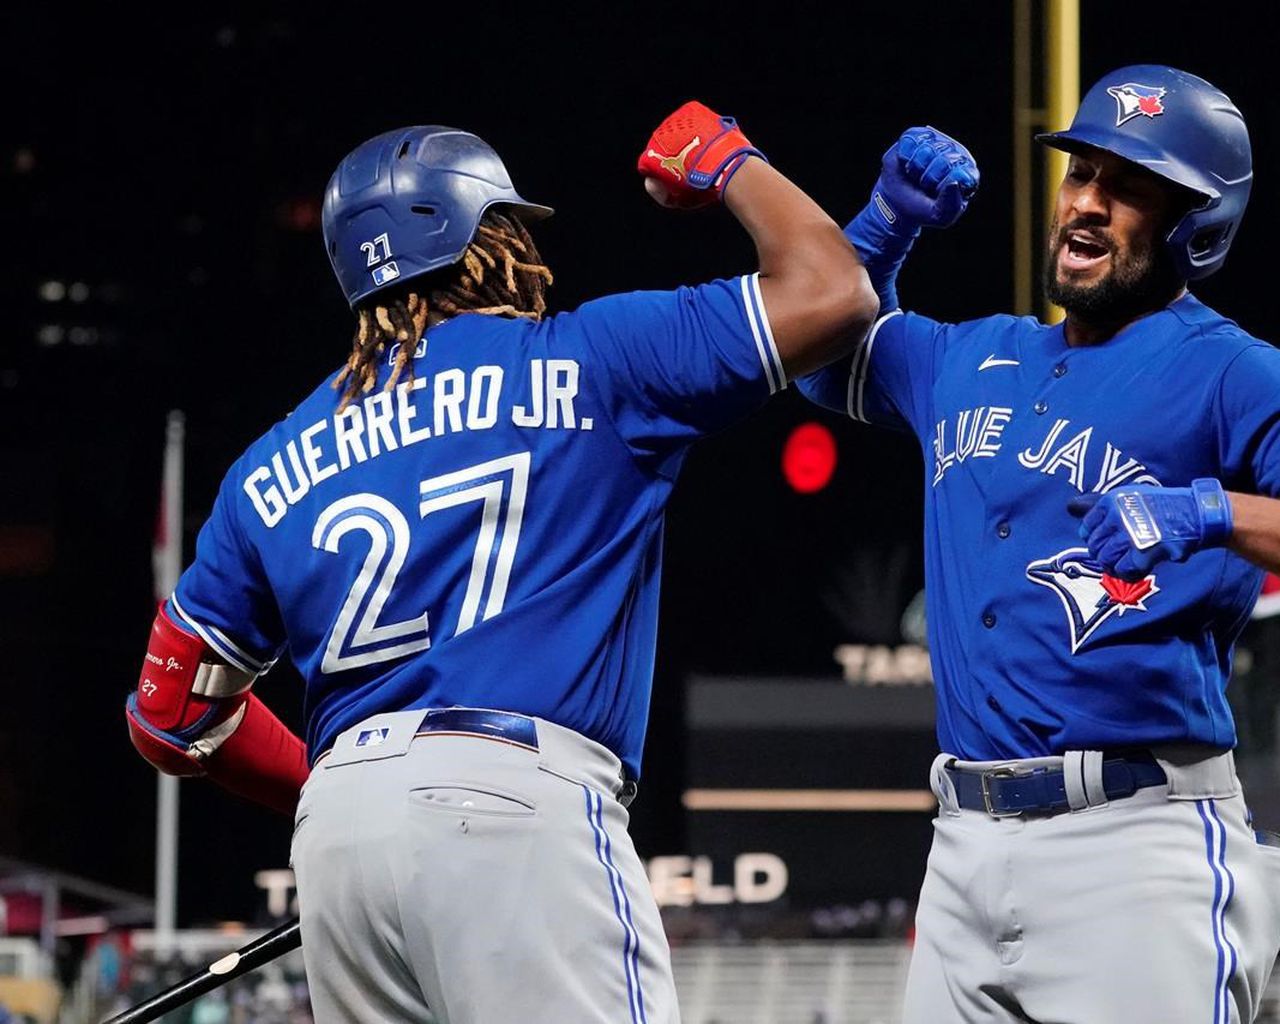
<box><xmin>1067</xmin><ymin>479</ymin><xmax>1234</xmax><ymax>581</ymax></box>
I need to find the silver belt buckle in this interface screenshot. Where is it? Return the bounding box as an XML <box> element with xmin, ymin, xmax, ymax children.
<box><xmin>980</xmin><ymin>765</ymin><xmax>1025</xmax><ymax>818</ymax></box>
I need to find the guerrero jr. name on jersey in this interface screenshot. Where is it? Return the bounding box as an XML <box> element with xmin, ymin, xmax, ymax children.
<box><xmin>245</xmin><ymin>358</ymin><xmax>591</xmax><ymax>529</ymax></box>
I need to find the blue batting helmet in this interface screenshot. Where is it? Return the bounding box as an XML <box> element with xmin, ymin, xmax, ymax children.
<box><xmin>1037</xmin><ymin>65</ymin><xmax>1251</xmax><ymax>280</ymax></box>
<box><xmin>322</xmin><ymin>126</ymin><xmax>553</xmax><ymax>308</ymax></box>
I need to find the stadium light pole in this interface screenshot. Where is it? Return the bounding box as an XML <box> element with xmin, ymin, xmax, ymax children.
<box><xmin>1012</xmin><ymin>0</ymin><xmax>1079</xmax><ymax>320</ymax></box>
<box><xmin>152</xmin><ymin>410</ymin><xmax>185</xmax><ymax>957</ymax></box>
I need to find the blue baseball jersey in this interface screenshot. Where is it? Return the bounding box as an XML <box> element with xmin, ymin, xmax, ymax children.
<box><xmin>169</xmin><ymin>275</ymin><xmax>784</xmax><ymax>776</ymax></box>
<box><xmin>799</xmin><ymin>294</ymin><xmax>1280</xmax><ymax>760</ymax></box>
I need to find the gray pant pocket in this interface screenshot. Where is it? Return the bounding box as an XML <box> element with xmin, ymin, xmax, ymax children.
<box><xmin>409</xmin><ymin>784</ymin><xmax>536</xmax><ymax>817</ymax></box>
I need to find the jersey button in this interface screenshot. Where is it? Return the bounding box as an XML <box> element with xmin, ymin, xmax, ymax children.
<box><xmin>982</xmin><ymin>613</ymin><xmax>997</xmax><ymax>628</ymax></box>
<box><xmin>997</xmin><ymin>522</ymin><xmax>1011</xmax><ymax>539</ymax></box>
<box><xmin>1034</xmin><ymin>400</ymin><xmax>1048</xmax><ymax>415</ymax></box>
<box><xmin>1053</xmin><ymin>363</ymin><xmax>1067</xmax><ymax>378</ymax></box>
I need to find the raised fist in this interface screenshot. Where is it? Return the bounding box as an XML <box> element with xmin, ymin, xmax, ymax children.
<box><xmin>872</xmin><ymin>126</ymin><xmax>979</xmax><ymax>230</ymax></box>
<box><xmin>638</xmin><ymin>101</ymin><xmax>765</xmax><ymax>210</ymax></box>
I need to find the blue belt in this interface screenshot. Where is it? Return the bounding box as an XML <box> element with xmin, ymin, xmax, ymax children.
<box><xmin>415</xmin><ymin>708</ymin><xmax>638</xmax><ymax>807</ymax></box>
<box><xmin>417</xmin><ymin>707</ymin><xmax>540</xmax><ymax>750</ymax></box>
<box><xmin>946</xmin><ymin>753</ymin><xmax>1167</xmax><ymax>817</ymax></box>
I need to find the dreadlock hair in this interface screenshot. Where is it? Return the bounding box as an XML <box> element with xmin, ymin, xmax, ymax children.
<box><xmin>334</xmin><ymin>209</ymin><xmax>553</xmax><ymax>410</ymax></box>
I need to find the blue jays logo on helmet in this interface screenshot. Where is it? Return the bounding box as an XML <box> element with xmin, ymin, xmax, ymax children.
<box><xmin>1106</xmin><ymin>83</ymin><xmax>1167</xmax><ymax>126</ymax></box>
<box><xmin>1026</xmin><ymin>548</ymin><xmax>1159</xmax><ymax>654</ymax></box>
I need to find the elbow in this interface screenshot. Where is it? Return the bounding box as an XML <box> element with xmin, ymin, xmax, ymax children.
<box><xmin>831</xmin><ymin>262</ymin><xmax>880</xmax><ymax>342</ymax></box>
<box><xmin>803</xmin><ymin>258</ymin><xmax>879</xmax><ymax>366</ymax></box>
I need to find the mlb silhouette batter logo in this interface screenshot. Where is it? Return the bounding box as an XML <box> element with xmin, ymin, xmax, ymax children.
<box><xmin>1027</xmin><ymin>548</ymin><xmax>1159</xmax><ymax>653</ymax></box>
<box><xmin>1107</xmin><ymin>83</ymin><xmax>1167</xmax><ymax>126</ymax></box>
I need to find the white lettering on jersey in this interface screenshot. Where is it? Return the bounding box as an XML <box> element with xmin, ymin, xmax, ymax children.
<box><xmin>271</xmin><ymin>444</ymin><xmax>310</xmax><ymax>503</ymax></box>
<box><xmin>244</xmin><ymin>466</ymin><xmax>287</xmax><ymax>528</ymax></box>
<box><xmin>1018</xmin><ymin>418</ymin><xmax>1069</xmax><ymax>469</ymax></box>
<box><xmin>397</xmin><ymin>378</ymin><xmax>432</xmax><ymax>445</ymax></box>
<box><xmin>333</xmin><ymin>406</ymin><xmax>369</xmax><ymax>470</ymax></box>
<box><xmin>546</xmin><ymin>359</ymin><xmax>579</xmax><ymax>429</ymax></box>
<box><xmin>513</xmin><ymin>360</ymin><xmax>545</xmax><ymax>427</ymax></box>
<box><xmin>1094</xmin><ymin>442</ymin><xmax>1161</xmax><ymax>491</ymax></box>
<box><xmin>365</xmin><ymin>392</ymin><xmax>399</xmax><ymax>457</ymax></box>
<box><xmin>433</xmin><ymin>369</ymin><xmax>466</xmax><ymax>436</ymax></box>
<box><xmin>301</xmin><ymin>421</ymin><xmax>339</xmax><ymax>486</ymax></box>
<box><xmin>1019</xmin><ymin>418</ymin><xmax>1161</xmax><ymax>491</ymax></box>
<box><xmin>1041</xmin><ymin>427</ymin><xmax>1093</xmax><ymax>491</ymax></box>
<box><xmin>244</xmin><ymin>360</ymin><xmax>595</xmax><ymax>528</ymax></box>
<box><xmin>467</xmin><ymin>367</ymin><xmax>503</xmax><ymax>430</ymax></box>
<box><xmin>933</xmin><ymin>407</ymin><xmax>1013</xmax><ymax>485</ymax></box>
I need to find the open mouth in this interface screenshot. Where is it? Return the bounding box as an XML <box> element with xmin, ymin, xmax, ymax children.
<box><xmin>1061</xmin><ymin>230</ymin><xmax>1110</xmax><ymax>271</ymax></box>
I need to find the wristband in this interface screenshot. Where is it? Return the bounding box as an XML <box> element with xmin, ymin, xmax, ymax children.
<box><xmin>1192</xmin><ymin>478</ymin><xmax>1233</xmax><ymax>545</ymax></box>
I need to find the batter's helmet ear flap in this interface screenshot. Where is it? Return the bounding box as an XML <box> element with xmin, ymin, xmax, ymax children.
<box><xmin>321</xmin><ymin>127</ymin><xmax>554</xmax><ymax>308</ymax></box>
<box><xmin>1037</xmin><ymin>65</ymin><xmax>1251</xmax><ymax>281</ymax></box>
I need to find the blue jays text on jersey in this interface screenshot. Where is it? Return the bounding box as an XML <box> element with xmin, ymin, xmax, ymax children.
<box><xmin>800</xmin><ymin>293</ymin><xmax>1280</xmax><ymax>761</ymax></box>
<box><xmin>169</xmin><ymin>275</ymin><xmax>785</xmax><ymax>777</ymax></box>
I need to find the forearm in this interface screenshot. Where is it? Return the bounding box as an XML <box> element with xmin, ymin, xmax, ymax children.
<box><xmin>843</xmin><ymin>207</ymin><xmax>918</xmax><ymax>312</ymax></box>
<box><xmin>1227</xmin><ymin>492</ymin><xmax>1280</xmax><ymax>573</ymax></box>
<box><xmin>723</xmin><ymin>158</ymin><xmax>876</xmax><ymax>376</ymax></box>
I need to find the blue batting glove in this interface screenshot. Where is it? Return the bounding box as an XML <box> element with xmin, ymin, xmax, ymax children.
<box><xmin>873</xmin><ymin>126</ymin><xmax>980</xmax><ymax>231</ymax></box>
<box><xmin>1066</xmin><ymin>479</ymin><xmax>1234</xmax><ymax>581</ymax></box>
<box><xmin>844</xmin><ymin>127</ymin><xmax>978</xmax><ymax>311</ymax></box>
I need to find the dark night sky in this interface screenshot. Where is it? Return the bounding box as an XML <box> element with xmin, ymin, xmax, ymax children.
<box><xmin>3</xmin><ymin>5</ymin><xmax>1280</xmax><ymax>923</ymax></box>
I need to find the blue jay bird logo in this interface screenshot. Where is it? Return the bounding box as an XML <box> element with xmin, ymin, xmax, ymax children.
<box><xmin>1026</xmin><ymin>548</ymin><xmax>1159</xmax><ymax>653</ymax></box>
<box><xmin>1106</xmin><ymin>83</ymin><xmax>1167</xmax><ymax>126</ymax></box>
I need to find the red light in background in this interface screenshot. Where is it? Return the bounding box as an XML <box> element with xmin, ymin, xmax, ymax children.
<box><xmin>782</xmin><ymin>422</ymin><xmax>837</xmax><ymax>494</ymax></box>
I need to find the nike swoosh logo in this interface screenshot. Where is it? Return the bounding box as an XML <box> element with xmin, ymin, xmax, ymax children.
<box><xmin>979</xmin><ymin>355</ymin><xmax>1021</xmax><ymax>371</ymax></box>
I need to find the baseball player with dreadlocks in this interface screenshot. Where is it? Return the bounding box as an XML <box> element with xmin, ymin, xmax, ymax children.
<box><xmin>801</xmin><ymin>66</ymin><xmax>1280</xmax><ymax>1022</ymax></box>
<box><xmin>124</xmin><ymin>103</ymin><xmax>877</xmax><ymax>1021</ymax></box>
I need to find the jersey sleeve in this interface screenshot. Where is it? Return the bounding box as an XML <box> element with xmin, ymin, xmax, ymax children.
<box><xmin>169</xmin><ymin>462</ymin><xmax>286</xmax><ymax>675</ymax></box>
<box><xmin>1215</xmin><ymin>342</ymin><xmax>1280</xmax><ymax>496</ymax></box>
<box><xmin>794</xmin><ymin>309</ymin><xmax>941</xmax><ymax>437</ymax></box>
<box><xmin>564</xmin><ymin>274</ymin><xmax>787</xmax><ymax>456</ymax></box>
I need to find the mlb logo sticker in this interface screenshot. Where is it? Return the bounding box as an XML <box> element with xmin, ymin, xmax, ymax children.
<box><xmin>1107</xmin><ymin>83</ymin><xmax>1166</xmax><ymax>126</ymax></box>
<box><xmin>355</xmin><ymin>727</ymin><xmax>390</xmax><ymax>748</ymax></box>
<box><xmin>372</xmin><ymin>261</ymin><xmax>401</xmax><ymax>286</ymax></box>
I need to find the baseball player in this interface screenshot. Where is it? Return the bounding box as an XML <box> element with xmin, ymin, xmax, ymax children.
<box><xmin>124</xmin><ymin>102</ymin><xmax>876</xmax><ymax>1022</ymax></box>
<box><xmin>799</xmin><ymin>66</ymin><xmax>1280</xmax><ymax>1022</ymax></box>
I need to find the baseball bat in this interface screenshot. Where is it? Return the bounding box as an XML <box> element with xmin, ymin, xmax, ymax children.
<box><xmin>103</xmin><ymin>918</ymin><xmax>302</xmax><ymax>1024</ymax></box>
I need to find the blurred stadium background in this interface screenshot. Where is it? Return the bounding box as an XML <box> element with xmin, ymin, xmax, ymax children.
<box><xmin>5</xmin><ymin>4</ymin><xmax>1280</xmax><ymax>1021</ymax></box>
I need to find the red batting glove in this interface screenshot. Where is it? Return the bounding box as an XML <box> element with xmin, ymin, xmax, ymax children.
<box><xmin>637</xmin><ymin>101</ymin><xmax>765</xmax><ymax>209</ymax></box>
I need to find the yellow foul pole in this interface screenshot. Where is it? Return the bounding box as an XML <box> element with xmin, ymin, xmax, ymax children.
<box><xmin>1043</xmin><ymin>0</ymin><xmax>1079</xmax><ymax>322</ymax></box>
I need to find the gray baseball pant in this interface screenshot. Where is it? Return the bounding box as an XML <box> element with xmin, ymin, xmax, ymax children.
<box><xmin>290</xmin><ymin>709</ymin><xmax>679</xmax><ymax>1023</ymax></box>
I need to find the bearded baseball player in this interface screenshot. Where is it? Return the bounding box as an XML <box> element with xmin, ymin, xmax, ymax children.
<box><xmin>124</xmin><ymin>103</ymin><xmax>876</xmax><ymax>1022</ymax></box>
<box><xmin>800</xmin><ymin>66</ymin><xmax>1280</xmax><ymax>1022</ymax></box>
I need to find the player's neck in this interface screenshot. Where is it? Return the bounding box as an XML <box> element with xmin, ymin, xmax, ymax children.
<box><xmin>1062</xmin><ymin>285</ymin><xmax>1189</xmax><ymax>347</ymax></box>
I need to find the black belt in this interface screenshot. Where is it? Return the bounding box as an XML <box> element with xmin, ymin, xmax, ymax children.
<box><xmin>946</xmin><ymin>753</ymin><xmax>1167</xmax><ymax>817</ymax></box>
<box><xmin>415</xmin><ymin>708</ymin><xmax>638</xmax><ymax>808</ymax></box>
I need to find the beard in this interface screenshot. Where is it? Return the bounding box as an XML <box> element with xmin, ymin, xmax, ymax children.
<box><xmin>1043</xmin><ymin>217</ymin><xmax>1183</xmax><ymax>328</ymax></box>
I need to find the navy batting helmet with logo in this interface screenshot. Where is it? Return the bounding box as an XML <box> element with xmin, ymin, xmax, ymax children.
<box><xmin>322</xmin><ymin>126</ymin><xmax>553</xmax><ymax>308</ymax></box>
<box><xmin>1037</xmin><ymin>65</ymin><xmax>1251</xmax><ymax>280</ymax></box>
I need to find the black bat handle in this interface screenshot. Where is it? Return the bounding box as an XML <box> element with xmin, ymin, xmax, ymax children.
<box><xmin>104</xmin><ymin>919</ymin><xmax>303</xmax><ymax>1024</ymax></box>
